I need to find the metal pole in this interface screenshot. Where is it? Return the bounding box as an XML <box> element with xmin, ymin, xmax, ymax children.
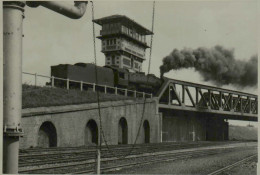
<box><xmin>51</xmin><ymin>76</ymin><xmax>54</xmax><ymax>87</ymax></box>
<box><xmin>93</xmin><ymin>83</ymin><xmax>96</xmax><ymax>92</ymax></box>
<box><xmin>3</xmin><ymin>2</ymin><xmax>25</xmax><ymax>173</ymax></box>
<box><xmin>26</xmin><ymin>1</ymin><xmax>88</xmax><ymax>19</ymax></box>
<box><xmin>192</xmin><ymin>125</ymin><xmax>195</xmax><ymax>141</ymax></box>
<box><xmin>80</xmin><ymin>81</ymin><xmax>83</xmax><ymax>91</ymax></box>
<box><xmin>34</xmin><ymin>73</ymin><xmax>37</xmax><ymax>86</ymax></box>
<box><xmin>96</xmin><ymin>120</ymin><xmax>101</xmax><ymax>174</ymax></box>
<box><xmin>96</xmin><ymin>144</ymin><xmax>101</xmax><ymax>174</ymax></box>
<box><xmin>3</xmin><ymin>1</ymin><xmax>88</xmax><ymax>174</ymax></box>
<box><xmin>115</xmin><ymin>87</ymin><xmax>117</xmax><ymax>95</ymax></box>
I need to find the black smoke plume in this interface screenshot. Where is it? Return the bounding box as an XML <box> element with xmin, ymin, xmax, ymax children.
<box><xmin>160</xmin><ymin>46</ymin><xmax>257</xmax><ymax>88</ymax></box>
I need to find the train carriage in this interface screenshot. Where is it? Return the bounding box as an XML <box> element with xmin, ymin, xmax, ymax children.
<box><xmin>51</xmin><ymin>62</ymin><xmax>163</xmax><ymax>94</ymax></box>
<box><xmin>51</xmin><ymin>63</ymin><xmax>114</xmax><ymax>89</ymax></box>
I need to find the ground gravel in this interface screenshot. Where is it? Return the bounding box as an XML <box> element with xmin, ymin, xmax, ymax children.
<box><xmin>109</xmin><ymin>146</ymin><xmax>257</xmax><ymax>174</ymax></box>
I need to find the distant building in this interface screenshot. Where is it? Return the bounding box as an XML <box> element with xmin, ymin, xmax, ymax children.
<box><xmin>93</xmin><ymin>15</ymin><xmax>153</xmax><ymax>72</ymax></box>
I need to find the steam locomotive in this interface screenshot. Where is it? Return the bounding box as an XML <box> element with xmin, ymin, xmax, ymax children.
<box><xmin>51</xmin><ymin>63</ymin><xmax>163</xmax><ymax>94</ymax></box>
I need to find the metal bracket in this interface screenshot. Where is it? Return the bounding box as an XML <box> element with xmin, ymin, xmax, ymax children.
<box><xmin>3</xmin><ymin>1</ymin><xmax>26</xmax><ymax>11</ymax></box>
<box><xmin>3</xmin><ymin>126</ymin><xmax>24</xmax><ymax>137</ymax></box>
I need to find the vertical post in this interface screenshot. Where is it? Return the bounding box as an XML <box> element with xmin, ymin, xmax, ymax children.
<box><xmin>96</xmin><ymin>118</ymin><xmax>101</xmax><ymax>175</ymax></box>
<box><xmin>96</xmin><ymin>117</ymin><xmax>101</xmax><ymax>175</ymax></box>
<box><xmin>93</xmin><ymin>83</ymin><xmax>96</xmax><ymax>92</ymax></box>
<box><xmin>208</xmin><ymin>90</ymin><xmax>211</xmax><ymax>109</ymax></box>
<box><xmin>195</xmin><ymin>87</ymin><xmax>198</xmax><ymax>106</ymax></box>
<box><xmin>230</xmin><ymin>93</ymin><xmax>233</xmax><ymax>111</ymax></box>
<box><xmin>3</xmin><ymin>2</ymin><xmax>25</xmax><ymax>173</ymax></box>
<box><xmin>104</xmin><ymin>85</ymin><xmax>107</xmax><ymax>94</ymax></box>
<box><xmin>96</xmin><ymin>143</ymin><xmax>101</xmax><ymax>175</ymax></box>
<box><xmin>125</xmin><ymin>89</ymin><xmax>127</xmax><ymax>96</ymax></box>
<box><xmin>150</xmin><ymin>93</ymin><xmax>153</xmax><ymax>98</ymax></box>
<box><xmin>80</xmin><ymin>81</ymin><xmax>83</xmax><ymax>91</ymax></box>
<box><xmin>169</xmin><ymin>86</ymin><xmax>171</xmax><ymax>105</ymax></box>
<box><xmin>219</xmin><ymin>91</ymin><xmax>222</xmax><ymax>110</ymax></box>
<box><xmin>143</xmin><ymin>92</ymin><xmax>145</xmax><ymax>98</ymax></box>
<box><xmin>115</xmin><ymin>87</ymin><xmax>117</xmax><ymax>95</ymax></box>
<box><xmin>192</xmin><ymin>125</ymin><xmax>195</xmax><ymax>142</ymax></box>
<box><xmin>34</xmin><ymin>73</ymin><xmax>37</xmax><ymax>86</ymax></box>
<box><xmin>240</xmin><ymin>98</ymin><xmax>243</xmax><ymax>112</ymax></box>
<box><xmin>248</xmin><ymin>97</ymin><xmax>251</xmax><ymax>113</ymax></box>
<box><xmin>182</xmin><ymin>85</ymin><xmax>185</xmax><ymax>104</ymax></box>
<box><xmin>51</xmin><ymin>76</ymin><xmax>54</xmax><ymax>87</ymax></box>
<box><xmin>134</xmin><ymin>90</ymin><xmax>136</xmax><ymax>98</ymax></box>
<box><xmin>66</xmin><ymin>78</ymin><xmax>69</xmax><ymax>90</ymax></box>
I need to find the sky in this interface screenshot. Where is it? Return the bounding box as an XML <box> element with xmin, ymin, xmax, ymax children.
<box><xmin>21</xmin><ymin>1</ymin><xmax>258</xmax><ymax>126</ymax></box>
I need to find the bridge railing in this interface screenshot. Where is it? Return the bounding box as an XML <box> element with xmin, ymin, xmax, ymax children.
<box><xmin>22</xmin><ymin>72</ymin><xmax>153</xmax><ymax>99</ymax></box>
<box><xmin>158</xmin><ymin>79</ymin><xmax>257</xmax><ymax>115</ymax></box>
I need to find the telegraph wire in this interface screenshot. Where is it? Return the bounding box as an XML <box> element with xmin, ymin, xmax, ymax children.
<box><xmin>90</xmin><ymin>1</ymin><xmax>156</xmax><ymax>161</ymax></box>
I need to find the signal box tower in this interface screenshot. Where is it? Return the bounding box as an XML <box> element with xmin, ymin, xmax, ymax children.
<box><xmin>93</xmin><ymin>15</ymin><xmax>153</xmax><ymax>72</ymax></box>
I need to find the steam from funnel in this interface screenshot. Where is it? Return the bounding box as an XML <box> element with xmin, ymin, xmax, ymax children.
<box><xmin>160</xmin><ymin>46</ymin><xmax>257</xmax><ymax>88</ymax></box>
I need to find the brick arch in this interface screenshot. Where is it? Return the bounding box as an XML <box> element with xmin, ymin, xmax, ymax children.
<box><xmin>85</xmin><ymin>119</ymin><xmax>98</xmax><ymax>145</ymax></box>
<box><xmin>38</xmin><ymin>121</ymin><xmax>57</xmax><ymax>148</ymax></box>
<box><xmin>143</xmin><ymin>120</ymin><xmax>150</xmax><ymax>143</ymax></box>
<box><xmin>118</xmin><ymin>117</ymin><xmax>128</xmax><ymax>144</ymax></box>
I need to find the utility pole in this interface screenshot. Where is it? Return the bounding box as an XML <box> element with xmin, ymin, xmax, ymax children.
<box><xmin>96</xmin><ymin>105</ymin><xmax>101</xmax><ymax>174</ymax></box>
<box><xmin>3</xmin><ymin>1</ymin><xmax>88</xmax><ymax>173</ymax></box>
<box><xmin>96</xmin><ymin>129</ymin><xmax>101</xmax><ymax>175</ymax></box>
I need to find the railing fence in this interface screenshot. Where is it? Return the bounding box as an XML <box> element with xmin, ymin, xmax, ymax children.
<box><xmin>22</xmin><ymin>72</ymin><xmax>153</xmax><ymax>99</ymax></box>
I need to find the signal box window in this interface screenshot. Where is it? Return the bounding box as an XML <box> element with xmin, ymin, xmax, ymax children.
<box><xmin>112</xmin><ymin>56</ymin><xmax>115</xmax><ymax>65</ymax></box>
<box><xmin>135</xmin><ymin>63</ymin><xmax>139</xmax><ymax>69</ymax></box>
<box><xmin>119</xmin><ymin>72</ymin><xmax>125</xmax><ymax>79</ymax></box>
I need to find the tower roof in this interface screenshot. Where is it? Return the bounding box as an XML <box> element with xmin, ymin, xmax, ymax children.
<box><xmin>93</xmin><ymin>15</ymin><xmax>153</xmax><ymax>35</ymax></box>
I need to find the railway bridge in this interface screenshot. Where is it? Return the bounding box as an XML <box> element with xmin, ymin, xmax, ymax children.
<box><xmin>155</xmin><ymin>78</ymin><xmax>257</xmax><ymax>142</ymax></box>
<box><xmin>19</xmin><ymin>77</ymin><xmax>258</xmax><ymax>149</ymax></box>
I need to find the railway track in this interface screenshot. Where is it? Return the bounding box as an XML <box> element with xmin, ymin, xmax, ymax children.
<box><xmin>20</xmin><ymin>141</ymin><xmax>246</xmax><ymax>155</ymax></box>
<box><xmin>207</xmin><ymin>154</ymin><xmax>257</xmax><ymax>175</ymax></box>
<box><xmin>19</xmin><ymin>141</ymin><xmax>243</xmax><ymax>167</ymax></box>
<box><xmin>19</xmin><ymin>148</ymin><xmax>236</xmax><ymax>174</ymax></box>
<box><xmin>81</xmin><ymin>147</ymin><xmax>248</xmax><ymax>174</ymax></box>
<box><xmin>19</xmin><ymin>142</ymin><xmax>256</xmax><ymax>174</ymax></box>
<box><xmin>19</xmin><ymin>141</ymin><xmax>219</xmax><ymax>154</ymax></box>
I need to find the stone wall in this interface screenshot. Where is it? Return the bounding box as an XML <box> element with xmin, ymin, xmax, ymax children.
<box><xmin>20</xmin><ymin>99</ymin><xmax>161</xmax><ymax>149</ymax></box>
<box><xmin>161</xmin><ymin>110</ymin><xmax>228</xmax><ymax>142</ymax></box>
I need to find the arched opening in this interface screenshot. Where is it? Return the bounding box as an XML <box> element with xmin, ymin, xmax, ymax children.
<box><xmin>143</xmin><ymin>120</ymin><xmax>150</xmax><ymax>143</ymax></box>
<box><xmin>38</xmin><ymin>121</ymin><xmax>57</xmax><ymax>148</ymax></box>
<box><xmin>118</xmin><ymin>117</ymin><xmax>128</xmax><ymax>144</ymax></box>
<box><xmin>85</xmin><ymin>119</ymin><xmax>98</xmax><ymax>145</ymax></box>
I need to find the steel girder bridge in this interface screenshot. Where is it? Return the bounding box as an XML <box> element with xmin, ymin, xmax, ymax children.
<box><xmin>156</xmin><ymin>78</ymin><xmax>258</xmax><ymax>121</ymax></box>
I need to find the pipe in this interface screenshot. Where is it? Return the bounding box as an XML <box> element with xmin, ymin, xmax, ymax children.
<box><xmin>3</xmin><ymin>1</ymin><xmax>25</xmax><ymax>173</ymax></box>
<box><xmin>3</xmin><ymin>1</ymin><xmax>88</xmax><ymax>173</ymax></box>
<box><xmin>26</xmin><ymin>1</ymin><xmax>88</xmax><ymax>19</ymax></box>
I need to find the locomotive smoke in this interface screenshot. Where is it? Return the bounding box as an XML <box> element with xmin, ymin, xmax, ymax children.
<box><xmin>160</xmin><ymin>46</ymin><xmax>257</xmax><ymax>88</ymax></box>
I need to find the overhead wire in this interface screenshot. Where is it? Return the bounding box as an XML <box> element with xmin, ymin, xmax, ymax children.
<box><xmin>90</xmin><ymin>1</ymin><xmax>156</xmax><ymax>160</ymax></box>
<box><xmin>90</xmin><ymin>1</ymin><xmax>102</xmax><ymax>171</ymax></box>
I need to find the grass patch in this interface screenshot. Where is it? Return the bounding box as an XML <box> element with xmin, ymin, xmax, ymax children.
<box><xmin>22</xmin><ymin>84</ymin><xmax>135</xmax><ymax>109</ymax></box>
